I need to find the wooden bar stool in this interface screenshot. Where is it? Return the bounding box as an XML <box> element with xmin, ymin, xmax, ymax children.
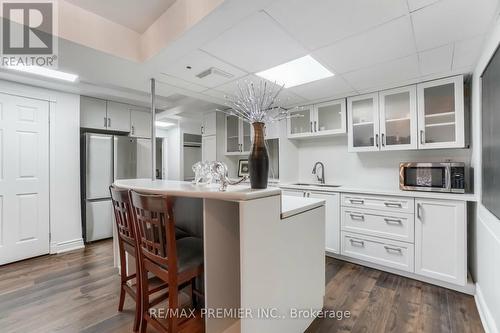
<box><xmin>110</xmin><ymin>186</ymin><xmax>190</xmax><ymax>332</ymax></box>
<box><xmin>129</xmin><ymin>190</ymin><xmax>204</xmax><ymax>333</ymax></box>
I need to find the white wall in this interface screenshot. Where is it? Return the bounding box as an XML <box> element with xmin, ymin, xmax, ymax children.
<box><xmin>0</xmin><ymin>80</ymin><xmax>83</xmax><ymax>254</ymax></box>
<box><xmin>296</xmin><ymin>136</ymin><xmax>472</xmax><ymax>189</ymax></box>
<box><xmin>470</xmin><ymin>14</ymin><xmax>500</xmax><ymax>333</ymax></box>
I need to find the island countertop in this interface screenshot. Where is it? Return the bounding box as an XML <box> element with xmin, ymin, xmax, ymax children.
<box><xmin>114</xmin><ymin>179</ymin><xmax>281</xmax><ymax>201</ymax></box>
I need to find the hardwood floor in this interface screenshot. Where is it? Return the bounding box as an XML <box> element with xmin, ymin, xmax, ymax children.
<box><xmin>0</xmin><ymin>240</ymin><xmax>483</xmax><ymax>333</ymax></box>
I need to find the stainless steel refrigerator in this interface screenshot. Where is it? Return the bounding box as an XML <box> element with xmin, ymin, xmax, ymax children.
<box><xmin>81</xmin><ymin>133</ymin><xmax>151</xmax><ymax>242</ymax></box>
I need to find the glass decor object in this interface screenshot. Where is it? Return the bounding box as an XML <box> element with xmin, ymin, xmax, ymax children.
<box><xmin>218</xmin><ymin>80</ymin><xmax>297</xmax><ymax>189</ymax></box>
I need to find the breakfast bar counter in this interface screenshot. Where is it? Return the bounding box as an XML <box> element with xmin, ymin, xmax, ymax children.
<box><xmin>114</xmin><ymin>179</ymin><xmax>326</xmax><ymax>333</ymax></box>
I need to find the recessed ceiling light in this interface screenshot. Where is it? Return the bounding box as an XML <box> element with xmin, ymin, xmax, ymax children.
<box><xmin>5</xmin><ymin>65</ymin><xmax>78</xmax><ymax>82</ymax></box>
<box><xmin>155</xmin><ymin>121</ymin><xmax>175</xmax><ymax>128</ymax></box>
<box><xmin>256</xmin><ymin>55</ymin><xmax>334</xmax><ymax>88</ymax></box>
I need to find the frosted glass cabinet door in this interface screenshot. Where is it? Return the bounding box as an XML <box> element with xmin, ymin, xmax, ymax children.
<box><xmin>417</xmin><ymin>76</ymin><xmax>464</xmax><ymax>149</ymax></box>
<box><xmin>241</xmin><ymin>121</ymin><xmax>252</xmax><ymax>153</ymax></box>
<box><xmin>288</xmin><ymin>106</ymin><xmax>312</xmax><ymax>138</ymax></box>
<box><xmin>347</xmin><ymin>93</ymin><xmax>380</xmax><ymax>152</ymax></box>
<box><xmin>225</xmin><ymin>115</ymin><xmax>240</xmax><ymax>153</ymax></box>
<box><xmin>379</xmin><ymin>86</ymin><xmax>417</xmax><ymax>150</ymax></box>
<box><xmin>315</xmin><ymin>99</ymin><xmax>346</xmax><ymax>135</ymax></box>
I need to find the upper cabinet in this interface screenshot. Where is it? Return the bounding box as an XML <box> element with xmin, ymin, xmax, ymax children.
<box><xmin>417</xmin><ymin>76</ymin><xmax>464</xmax><ymax>149</ymax></box>
<box><xmin>80</xmin><ymin>96</ymin><xmax>108</xmax><ymax>130</ymax></box>
<box><xmin>202</xmin><ymin>111</ymin><xmax>217</xmax><ymax>137</ymax></box>
<box><xmin>106</xmin><ymin>101</ymin><xmax>131</xmax><ymax>132</ymax></box>
<box><xmin>130</xmin><ymin>107</ymin><xmax>151</xmax><ymax>138</ymax></box>
<box><xmin>347</xmin><ymin>93</ymin><xmax>380</xmax><ymax>152</ymax></box>
<box><xmin>347</xmin><ymin>75</ymin><xmax>465</xmax><ymax>152</ymax></box>
<box><xmin>225</xmin><ymin>115</ymin><xmax>252</xmax><ymax>155</ymax></box>
<box><xmin>288</xmin><ymin>99</ymin><xmax>346</xmax><ymax>139</ymax></box>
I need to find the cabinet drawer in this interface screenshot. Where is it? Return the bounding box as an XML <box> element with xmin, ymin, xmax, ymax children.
<box><xmin>341</xmin><ymin>208</ymin><xmax>414</xmax><ymax>243</ymax></box>
<box><xmin>341</xmin><ymin>232</ymin><xmax>414</xmax><ymax>272</ymax></box>
<box><xmin>341</xmin><ymin>193</ymin><xmax>414</xmax><ymax>214</ymax></box>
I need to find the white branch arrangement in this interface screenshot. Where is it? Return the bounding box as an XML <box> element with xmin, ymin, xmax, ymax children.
<box><xmin>216</xmin><ymin>79</ymin><xmax>301</xmax><ymax>124</ymax></box>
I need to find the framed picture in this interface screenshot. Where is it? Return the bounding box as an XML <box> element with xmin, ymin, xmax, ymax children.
<box><xmin>238</xmin><ymin>159</ymin><xmax>249</xmax><ymax>177</ymax></box>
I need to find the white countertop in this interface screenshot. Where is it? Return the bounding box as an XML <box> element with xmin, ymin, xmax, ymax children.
<box><xmin>280</xmin><ymin>183</ymin><xmax>478</xmax><ymax>201</ymax></box>
<box><xmin>281</xmin><ymin>195</ymin><xmax>325</xmax><ymax>219</ymax></box>
<box><xmin>114</xmin><ymin>179</ymin><xmax>281</xmax><ymax>201</ymax></box>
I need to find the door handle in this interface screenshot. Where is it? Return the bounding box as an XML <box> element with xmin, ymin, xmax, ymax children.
<box><xmin>382</xmin><ymin>133</ymin><xmax>386</xmax><ymax>146</ymax></box>
<box><xmin>314</xmin><ymin>121</ymin><xmax>317</xmax><ymax>132</ymax></box>
<box><xmin>420</xmin><ymin>130</ymin><xmax>425</xmax><ymax>145</ymax></box>
<box><xmin>417</xmin><ymin>203</ymin><xmax>423</xmax><ymax>220</ymax></box>
<box><xmin>131</xmin><ymin>125</ymin><xmax>135</xmax><ymax>135</ymax></box>
<box><xmin>104</xmin><ymin>117</ymin><xmax>107</xmax><ymax>127</ymax></box>
<box><xmin>108</xmin><ymin>118</ymin><xmax>111</xmax><ymax>127</ymax></box>
<box><xmin>375</xmin><ymin>134</ymin><xmax>379</xmax><ymax>148</ymax></box>
<box><xmin>310</xmin><ymin>121</ymin><xmax>313</xmax><ymax>133</ymax></box>
<box><xmin>201</xmin><ymin>126</ymin><xmax>204</xmax><ymax>134</ymax></box>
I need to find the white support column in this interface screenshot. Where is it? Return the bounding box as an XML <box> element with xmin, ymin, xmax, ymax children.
<box><xmin>150</xmin><ymin>78</ymin><xmax>156</xmax><ymax>180</ymax></box>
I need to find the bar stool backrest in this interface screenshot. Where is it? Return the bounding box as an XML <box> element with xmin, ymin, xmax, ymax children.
<box><xmin>109</xmin><ymin>186</ymin><xmax>136</xmax><ymax>247</ymax></box>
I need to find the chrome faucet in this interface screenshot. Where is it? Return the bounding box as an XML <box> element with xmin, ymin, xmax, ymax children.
<box><xmin>312</xmin><ymin>162</ymin><xmax>325</xmax><ymax>184</ymax></box>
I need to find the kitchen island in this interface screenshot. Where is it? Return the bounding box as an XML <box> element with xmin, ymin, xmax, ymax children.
<box><xmin>114</xmin><ymin>179</ymin><xmax>326</xmax><ymax>333</ymax></box>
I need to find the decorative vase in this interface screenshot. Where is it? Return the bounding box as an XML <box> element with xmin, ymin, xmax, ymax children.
<box><xmin>248</xmin><ymin>122</ymin><xmax>269</xmax><ymax>189</ymax></box>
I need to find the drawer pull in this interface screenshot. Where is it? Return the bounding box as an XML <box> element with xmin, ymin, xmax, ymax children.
<box><xmin>384</xmin><ymin>202</ymin><xmax>403</xmax><ymax>208</ymax></box>
<box><xmin>349</xmin><ymin>199</ymin><xmax>364</xmax><ymax>205</ymax></box>
<box><xmin>384</xmin><ymin>218</ymin><xmax>403</xmax><ymax>225</ymax></box>
<box><xmin>349</xmin><ymin>239</ymin><xmax>365</xmax><ymax>247</ymax></box>
<box><xmin>350</xmin><ymin>213</ymin><xmax>365</xmax><ymax>220</ymax></box>
<box><xmin>384</xmin><ymin>246</ymin><xmax>403</xmax><ymax>254</ymax></box>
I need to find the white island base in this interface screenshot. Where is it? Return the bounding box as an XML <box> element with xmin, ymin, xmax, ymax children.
<box><xmin>114</xmin><ymin>180</ymin><xmax>326</xmax><ymax>333</ymax></box>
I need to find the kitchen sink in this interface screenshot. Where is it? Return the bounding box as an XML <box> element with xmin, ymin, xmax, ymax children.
<box><xmin>292</xmin><ymin>183</ymin><xmax>341</xmax><ymax>188</ymax></box>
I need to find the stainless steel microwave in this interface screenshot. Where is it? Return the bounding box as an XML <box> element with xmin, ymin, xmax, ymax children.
<box><xmin>399</xmin><ymin>162</ymin><xmax>466</xmax><ymax>193</ymax></box>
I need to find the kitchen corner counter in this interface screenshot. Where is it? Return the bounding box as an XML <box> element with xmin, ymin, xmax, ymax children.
<box><xmin>281</xmin><ymin>195</ymin><xmax>325</xmax><ymax>219</ymax></box>
<box><xmin>114</xmin><ymin>179</ymin><xmax>281</xmax><ymax>201</ymax></box>
<box><xmin>280</xmin><ymin>183</ymin><xmax>478</xmax><ymax>202</ymax></box>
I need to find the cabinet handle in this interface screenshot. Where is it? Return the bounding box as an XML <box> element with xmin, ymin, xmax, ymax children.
<box><xmin>382</xmin><ymin>133</ymin><xmax>386</xmax><ymax>146</ymax></box>
<box><xmin>384</xmin><ymin>218</ymin><xmax>403</xmax><ymax>225</ymax></box>
<box><xmin>314</xmin><ymin>121</ymin><xmax>317</xmax><ymax>132</ymax></box>
<box><xmin>310</xmin><ymin>121</ymin><xmax>313</xmax><ymax>133</ymax></box>
<box><xmin>384</xmin><ymin>202</ymin><xmax>402</xmax><ymax>208</ymax></box>
<box><xmin>417</xmin><ymin>203</ymin><xmax>423</xmax><ymax>220</ymax></box>
<box><xmin>420</xmin><ymin>130</ymin><xmax>425</xmax><ymax>145</ymax></box>
<box><xmin>349</xmin><ymin>239</ymin><xmax>365</xmax><ymax>247</ymax></box>
<box><xmin>349</xmin><ymin>199</ymin><xmax>364</xmax><ymax>205</ymax></box>
<box><xmin>375</xmin><ymin>134</ymin><xmax>379</xmax><ymax>148</ymax></box>
<box><xmin>350</xmin><ymin>213</ymin><xmax>365</xmax><ymax>220</ymax></box>
<box><xmin>201</xmin><ymin>126</ymin><xmax>204</xmax><ymax>134</ymax></box>
<box><xmin>131</xmin><ymin>125</ymin><xmax>135</xmax><ymax>135</ymax></box>
<box><xmin>104</xmin><ymin>117</ymin><xmax>107</xmax><ymax>127</ymax></box>
<box><xmin>108</xmin><ymin>118</ymin><xmax>111</xmax><ymax>127</ymax></box>
<box><xmin>384</xmin><ymin>246</ymin><xmax>402</xmax><ymax>253</ymax></box>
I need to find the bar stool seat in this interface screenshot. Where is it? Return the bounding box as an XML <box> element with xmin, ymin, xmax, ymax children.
<box><xmin>175</xmin><ymin>227</ymin><xmax>191</xmax><ymax>240</ymax></box>
<box><xmin>171</xmin><ymin>237</ymin><xmax>203</xmax><ymax>272</ymax></box>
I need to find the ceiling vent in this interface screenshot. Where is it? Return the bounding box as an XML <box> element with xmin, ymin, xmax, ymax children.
<box><xmin>196</xmin><ymin>67</ymin><xmax>233</xmax><ymax>80</ymax></box>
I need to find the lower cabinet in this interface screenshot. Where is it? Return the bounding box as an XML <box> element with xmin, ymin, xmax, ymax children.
<box><xmin>415</xmin><ymin>199</ymin><xmax>466</xmax><ymax>285</ymax></box>
<box><xmin>281</xmin><ymin>189</ymin><xmax>340</xmax><ymax>254</ymax></box>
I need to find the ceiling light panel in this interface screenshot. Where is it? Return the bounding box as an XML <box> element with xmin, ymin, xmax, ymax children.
<box><xmin>256</xmin><ymin>55</ymin><xmax>334</xmax><ymax>88</ymax></box>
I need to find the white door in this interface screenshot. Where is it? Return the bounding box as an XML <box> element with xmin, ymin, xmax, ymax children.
<box><xmin>202</xmin><ymin>135</ymin><xmax>217</xmax><ymax>161</ymax></box>
<box><xmin>415</xmin><ymin>199</ymin><xmax>466</xmax><ymax>285</ymax></box>
<box><xmin>417</xmin><ymin>75</ymin><xmax>465</xmax><ymax>149</ymax></box>
<box><xmin>0</xmin><ymin>93</ymin><xmax>49</xmax><ymax>265</ymax></box>
<box><xmin>130</xmin><ymin>108</ymin><xmax>151</xmax><ymax>138</ymax></box>
<box><xmin>310</xmin><ymin>192</ymin><xmax>340</xmax><ymax>254</ymax></box>
<box><xmin>315</xmin><ymin>99</ymin><xmax>347</xmax><ymax>136</ymax></box>
<box><xmin>106</xmin><ymin>101</ymin><xmax>131</xmax><ymax>132</ymax></box>
<box><xmin>379</xmin><ymin>85</ymin><xmax>418</xmax><ymax>150</ymax></box>
<box><xmin>202</xmin><ymin>111</ymin><xmax>217</xmax><ymax>136</ymax></box>
<box><xmin>80</xmin><ymin>96</ymin><xmax>107</xmax><ymax>130</ymax></box>
<box><xmin>287</xmin><ymin>106</ymin><xmax>313</xmax><ymax>138</ymax></box>
<box><xmin>347</xmin><ymin>93</ymin><xmax>380</xmax><ymax>152</ymax></box>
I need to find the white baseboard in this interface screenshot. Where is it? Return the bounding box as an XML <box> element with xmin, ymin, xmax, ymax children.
<box><xmin>475</xmin><ymin>284</ymin><xmax>499</xmax><ymax>333</ymax></box>
<box><xmin>50</xmin><ymin>238</ymin><xmax>85</xmax><ymax>254</ymax></box>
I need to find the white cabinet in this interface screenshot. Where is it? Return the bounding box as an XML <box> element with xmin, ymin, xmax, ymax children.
<box><xmin>288</xmin><ymin>99</ymin><xmax>346</xmax><ymax>139</ymax></box>
<box><xmin>224</xmin><ymin>115</ymin><xmax>251</xmax><ymax>155</ymax></box>
<box><xmin>347</xmin><ymin>93</ymin><xmax>380</xmax><ymax>152</ymax></box>
<box><xmin>130</xmin><ymin>107</ymin><xmax>151</xmax><ymax>138</ymax></box>
<box><xmin>417</xmin><ymin>75</ymin><xmax>465</xmax><ymax>149</ymax></box>
<box><xmin>106</xmin><ymin>101</ymin><xmax>131</xmax><ymax>132</ymax></box>
<box><xmin>379</xmin><ymin>85</ymin><xmax>418</xmax><ymax>150</ymax></box>
<box><xmin>202</xmin><ymin>111</ymin><xmax>217</xmax><ymax>136</ymax></box>
<box><xmin>415</xmin><ymin>199</ymin><xmax>466</xmax><ymax>285</ymax></box>
<box><xmin>281</xmin><ymin>189</ymin><xmax>340</xmax><ymax>254</ymax></box>
<box><xmin>202</xmin><ymin>135</ymin><xmax>217</xmax><ymax>161</ymax></box>
<box><xmin>264</xmin><ymin>121</ymin><xmax>280</xmax><ymax>140</ymax></box>
<box><xmin>81</xmin><ymin>96</ymin><xmax>108</xmax><ymax>130</ymax></box>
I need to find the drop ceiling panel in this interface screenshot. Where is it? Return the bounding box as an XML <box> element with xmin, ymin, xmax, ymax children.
<box><xmin>419</xmin><ymin>44</ymin><xmax>453</xmax><ymax>76</ymax></box>
<box><xmin>343</xmin><ymin>55</ymin><xmax>420</xmax><ymax>91</ymax></box>
<box><xmin>313</xmin><ymin>16</ymin><xmax>416</xmax><ymax>74</ymax></box>
<box><xmin>288</xmin><ymin>75</ymin><xmax>355</xmax><ymax>101</ymax></box>
<box><xmin>265</xmin><ymin>0</ymin><xmax>408</xmax><ymax>51</ymax></box>
<box><xmin>412</xmin><ymin>0</ymin><xmax>497</xmax><ymax>51</ymax></box>
<box><xmin>201</xmin><ymin>12</ymin><xmax>307</xmax><ymax>73</ymax></box>
<box><xmin>161</xmin><ymin>49</ymin><xmax>248</xmax><ymax>89</ymax></box>
<box><xmin>407</xmin><ymin>0</ymin><xmax>440</xmax><ymax>12</ymax></box>
<box><xmin>156</xmin><ymin>75</ymin><xmax>207</xmax><ymax>93</ymax></box>
<box><xmin>453</xmin><ymin>35</ymin><xmax>485</xmax><ymax>70</ymax></box>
